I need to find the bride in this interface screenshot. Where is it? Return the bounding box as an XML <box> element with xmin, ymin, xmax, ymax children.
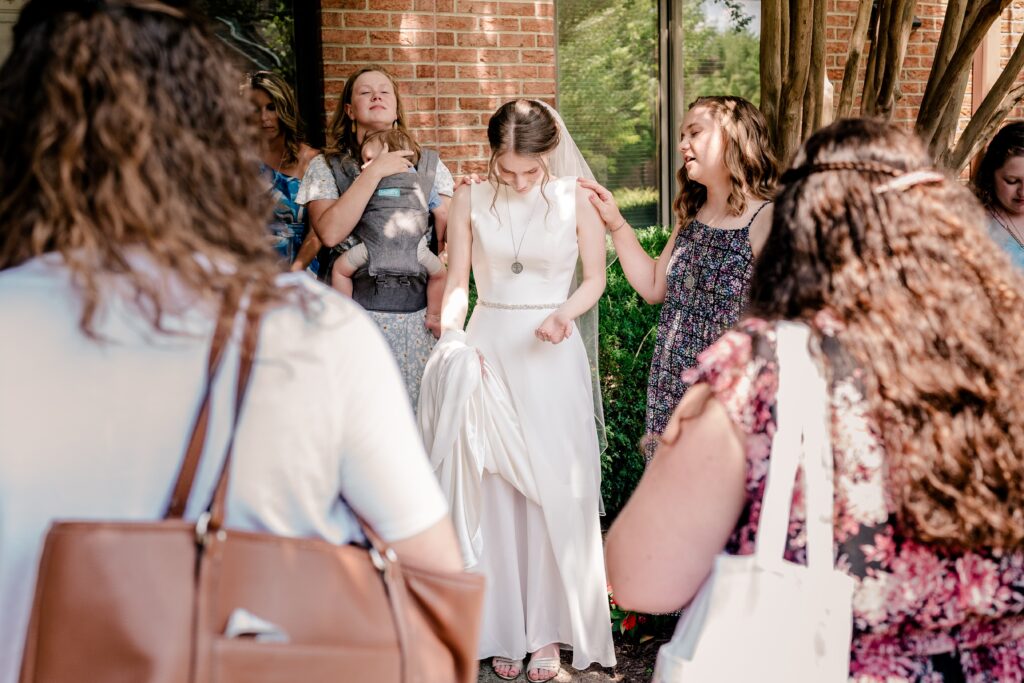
<box><xmin>418</xmin><ymin>99</ymin><xmax>615</xmax><ymax>680</ymax></box>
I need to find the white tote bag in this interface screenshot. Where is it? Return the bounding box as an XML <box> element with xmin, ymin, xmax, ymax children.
<box><xmin>653</xmin><ymin>321</ymin><xmax>855</xmax><ymax>683</ymax></box>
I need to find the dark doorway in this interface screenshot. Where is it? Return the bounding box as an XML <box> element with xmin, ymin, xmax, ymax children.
<box><xmin>196</xmin><ymin>0</ymin><xmax>324</xmax><ymax>148</ymax></box>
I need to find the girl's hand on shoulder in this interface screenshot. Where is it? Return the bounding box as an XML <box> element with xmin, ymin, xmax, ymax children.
<box><xmin>361</xmin><ymin>143</ymin><xmax>414</xmax><ymax>180</ymax></box>
<box><xmin>454</xmin><ymin>173</ymin><xmax>484</xmax><ymax>190</ymax></box>
<box><xmin>535</xmin><ymin>311</ymin><xmax>573</xmax><ymax>344</ymax></box>
<box><xmin>577</xmin><ymin>178</ymin><xmax>624</xmax><ymax>232</ymax></box>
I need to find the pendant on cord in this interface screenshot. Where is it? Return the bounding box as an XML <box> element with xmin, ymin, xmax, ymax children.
<box><xmin>511</xmin><ymin>261</ymin><xmax>524</xmax><ymax>274</ymax></box>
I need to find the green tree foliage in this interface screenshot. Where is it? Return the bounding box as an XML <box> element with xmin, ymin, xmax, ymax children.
<box><xmin>682</xmin><ymin>0</ymin><xmax>760</xmax><ymax>105</ymax></box>
<box><xmin>558</xmin><ymin>0</ymin><xmax>658</xmax><ymax>188</ymax></box>
<box><xmin>599</xmin><ymin>226</ymin><xmax>670</xmax><ymax>519</ymax></box>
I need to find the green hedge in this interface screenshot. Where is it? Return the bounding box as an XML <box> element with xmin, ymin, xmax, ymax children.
<box><xmin>613</xmin><ymin>187</ymin><xmax>659</xmax><ymax>231</ymax></box>
<box><xmin>599</xmin><ymin>226</ymin><xmax>670</xmax><ymax>520</ymax></box>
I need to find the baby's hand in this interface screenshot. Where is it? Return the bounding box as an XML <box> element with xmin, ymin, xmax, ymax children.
<box><xmin>363</xmin><ymin>143</ymin><xmax>414</xmax><ymax>180</ymax></box>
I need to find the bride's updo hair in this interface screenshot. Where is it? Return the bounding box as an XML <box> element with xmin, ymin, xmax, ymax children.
<box><xmin>486</xmin><ymin>99</ymin><xmax>560</xmax><ymax>188</ymax></box>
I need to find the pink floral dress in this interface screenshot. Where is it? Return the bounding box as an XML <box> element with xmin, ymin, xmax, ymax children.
<box><xmin>685</xmin><ymin>319</ymin><xmax>1024</xmax><ymax>682</ymax></box>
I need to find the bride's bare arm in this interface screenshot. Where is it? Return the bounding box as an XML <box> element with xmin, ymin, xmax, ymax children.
<box><xmin>535</xmin><ymin>186</ymin><xmax>607</xmax><ymax>344</ymax></box>
<box><xmin>439</xmin><ymin>185</ymin><xmax>472</xmax><ymax>334</ymax></box>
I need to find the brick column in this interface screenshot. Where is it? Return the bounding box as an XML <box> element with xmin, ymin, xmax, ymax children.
<box><xmin>321</xmin><ymin>0</ymin><xmax>557</xmax><ymax>175</ymax></box>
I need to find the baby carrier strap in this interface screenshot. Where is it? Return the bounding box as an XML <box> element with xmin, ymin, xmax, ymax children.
<box><xmin>416</xmin><ymin>148</ymin><xmax>439</xmax><ymax>204</ymax></box>
<box><xmin>326</xmin><ymin>153</ymin><xmax>361</xmax><ymax>197</ymax></box>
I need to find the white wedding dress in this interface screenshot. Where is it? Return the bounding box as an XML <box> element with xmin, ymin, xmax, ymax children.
<box><xmin>418</xmin><ymin>176</ymin><xmax>615</xmax><ymax>669</ymax></box>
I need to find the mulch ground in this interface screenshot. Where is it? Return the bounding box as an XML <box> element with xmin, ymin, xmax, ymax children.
<box><xmin>476</xmin><ymin>632</ymin><xmax>668</xmax><ymax>682</ymax></box>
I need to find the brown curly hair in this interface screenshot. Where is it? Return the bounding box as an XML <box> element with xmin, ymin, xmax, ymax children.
<box><xmin>322</xmin><ymin>65</ymin><xmax>418</xmax><ymax>162</ymax></box>
<box><xmin>750</xmin><ymin>118</ymin><xmax>1024</xmax><ymax>551</ymax></box>
<box><xmin>673</xmin><ymin>96</ymin><xmax>778</xmax><ymax>227</ymax></box>
<box><xmin>0</xmin><ymin>0</ymin><xmax>293</xmax><ymax>335</ymax></box>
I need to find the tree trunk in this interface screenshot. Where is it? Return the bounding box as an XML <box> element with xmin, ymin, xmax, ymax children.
<box><xmin>920</xmin><ymin>0</ymin><xmax>968</xmax><ymax>107</ymax></box>
<box><xmin>760</xmin><ymin>0</ymin><xmax>783</xmax><ymax>153</ymax></box>
<box><xmin>945</xmin><ymin>30</ymin><xmax>1024</xmax><ymax>169</ymax></box>
<box><xmin>837</xmin><ymin>0</ymin><xmax>874</xmax><ymax>119</ymax></box>
<box><xmin>778</xmin><ymin>0</ymin><xmax>814</xmax><ymax>164</ymax></box>
<box><xmin>874</xmin><ymin>0</ymin><xmax>917</xmax><ymax>119</ymax></box>
<box><xmin>864</xmin><ymin>0</ymin><xmax>896</xmax><ymax>115</ymax></box>
<box><xmin>808</xmin><ymin>0</ymin><xmax>827</xmax><ymax>132</ymax></box>
<box><xmin>916</xmin><ymin>0</ymin><xmax>1011</xmax><ymax>146</ymax></box>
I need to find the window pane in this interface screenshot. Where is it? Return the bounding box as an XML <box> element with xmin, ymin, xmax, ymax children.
<box><xmin>197</xmin><ymin>0</ymin><xmax>298</xmax><ymax>85</ymax></box>
<box><xmin>682</xmin><ymin>0</ymin><xmax>760</xmax><ymax>105</ymax></box>
<box><xmin>557</xmin><ymin>0</ymin><xmax>660</xmax><ymax>228</ymax></box>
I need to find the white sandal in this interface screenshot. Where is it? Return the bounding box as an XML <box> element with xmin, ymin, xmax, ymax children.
<box><xmin>491</xmin><ymin>656</ymin><xmax>523</xmax><ymax>681</ymax></box>
<box><xmin>526</xmin><ymin>649</ymin><xmax>560</xmax><ymax>682</ymax></box>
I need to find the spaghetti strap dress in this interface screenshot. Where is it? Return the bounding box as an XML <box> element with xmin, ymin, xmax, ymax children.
<box><xmin>643</xmin><ymin>201</ymin><xmax>770</xmax><ymax>462</ymax></box>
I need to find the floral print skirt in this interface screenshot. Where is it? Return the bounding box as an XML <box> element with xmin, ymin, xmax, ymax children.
<box><xmin>367</xmin><ymin>309</ymin><xmax>435</xmax><ymax>410</ymax></box>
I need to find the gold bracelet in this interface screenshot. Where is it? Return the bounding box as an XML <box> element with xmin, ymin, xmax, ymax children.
<box><xmin>608</xmin><ymin>218</ymin><xmax>628</xmax><ymax>233</ymax></box>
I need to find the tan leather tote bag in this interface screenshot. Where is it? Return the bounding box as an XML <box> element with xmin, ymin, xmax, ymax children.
<box><xmin>19</xmin><ymin>302</ymin><xmax>485</xmax><ymax>683</ymax></box>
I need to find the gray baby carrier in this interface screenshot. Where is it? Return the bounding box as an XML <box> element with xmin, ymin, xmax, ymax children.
<box><xmin>325</xmin><ymin>149</ymin><xmax>438</xmax><ymax>313</ymax></box>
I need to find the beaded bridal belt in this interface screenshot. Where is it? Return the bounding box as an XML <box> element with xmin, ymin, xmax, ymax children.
<box><xmin>476</xmin><ymin>300</ymin><xmax>564</xmax><ymax>310</ymax></box>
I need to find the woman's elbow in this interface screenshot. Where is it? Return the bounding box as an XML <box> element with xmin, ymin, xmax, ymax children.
<box><xmin>390</xmin><ymin>517</ymin><xmax>464</xmax><ymax>573</ymax></box>
<box><xmin>641</xmin><ymin>292</ymin><xmax>665</xmax><ymax>306</ymax></box>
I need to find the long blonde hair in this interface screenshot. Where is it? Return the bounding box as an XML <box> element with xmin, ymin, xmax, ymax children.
<box><xmin>250</xmin><ymin>70</ymin><xmax>306</xmax><ymax>169</ymax></box>
<box><xmin>672</xmin><ymin>96</ymin><xmax>778</xmax><ymax>227</ymax></box>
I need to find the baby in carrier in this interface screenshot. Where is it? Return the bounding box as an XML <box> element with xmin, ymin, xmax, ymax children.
<box><xmin>331</xmin><ymin>129</ymin><xmax>447</xmax><ymax>334</ymax></box>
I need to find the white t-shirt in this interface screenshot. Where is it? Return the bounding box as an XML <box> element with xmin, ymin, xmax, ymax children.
<box><xmin>0</xmin><ymin>254</ymin><xmax>449</xmax><ymax>683</ymax></box>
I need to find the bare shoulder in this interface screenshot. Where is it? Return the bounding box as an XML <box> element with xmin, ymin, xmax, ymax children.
<box><xmin>451</xmin><ymin>183</ymin><xmax>473</xmax><ymax>213</ymax></box>
<box><xmin>295</xmin><ymin>144</ymin><xmax>320</xmax><ymax>178</ymax></box>
<box><xmin>453</xmin><ymin>182</ymin><xmax>472</xmax><ymax>201</ymax></box>
<box><xmin>748</xmin><ymin>200</ymin><xmax>773</xmax><ymax>257</ymax></box>
<box><xmin>575</xmin><ymin>183</ymin><xmax>599</xmax><ymax>215</ymax></box>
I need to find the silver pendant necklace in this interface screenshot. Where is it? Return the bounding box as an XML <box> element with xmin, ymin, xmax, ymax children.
<box><xmin>503</xmin><ymin>185</ymin><xmax>541</xmax><ymax>274</ymax></box>
<box><xmin>991</xmin><ymin>208</ymin><xmax>1024</xmax><ymax>249</ymax></box>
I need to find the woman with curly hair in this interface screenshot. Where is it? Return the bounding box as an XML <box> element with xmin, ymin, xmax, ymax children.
<box><xmin>0</xmin><ymin>4</ymin><xmax>462</xmax><ymax>682</ymax></box>
<box><xmin>607</xmin><ymin>118</ymin><xmax>1024</xmax><ymax>680</ymax></box>
<box><xmin>973</xmin><ymin>120</ymin><xmax>1024</xmax><ymax>270</ymax></box>
<box><xmin>581</xmin><ymin>95</ymin><xmax>778</xmax><ymax>462</ymax></box>
<box><xmin>248</xmin><ymin>70</ymin><xmax>320</xmax><ymax>271</ymax></box>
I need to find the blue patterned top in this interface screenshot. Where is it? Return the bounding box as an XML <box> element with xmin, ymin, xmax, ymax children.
<box><xmin>264</xmin><ymin>164</ymin><xmax>309</xmax><ymax>266</ymax></box>
<box><xmin>987</xmin><ymin>216</ymin><xmax>1024</xmax><ymax>271</ymax></box>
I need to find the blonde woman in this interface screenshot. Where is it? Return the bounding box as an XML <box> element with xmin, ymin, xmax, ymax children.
<box><xmin>248</xmin><ymin>70</ymin><xmax>320</xmax><ymax>271</ymax></box>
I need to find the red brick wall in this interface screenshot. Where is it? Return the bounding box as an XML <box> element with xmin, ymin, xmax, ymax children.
<box><xmin>825</xmin><ymin>0</ymin><xmax>1024</xmax><ymax>136</ymax></box>
<box><xmin>320</xmin><ymin>0</ymin><xmax>557</xmax><ymax>175</ymax></box>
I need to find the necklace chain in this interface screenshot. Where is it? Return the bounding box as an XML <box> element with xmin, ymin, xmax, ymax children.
<box><xmin>503</xmin><ymin>185</ymin><xmax>541</xmax><ymax>274</ymax></box>
<box><xmin>991</xmin><ymin>208</ymin><xmax>1024</xmax><ymax>249</ymax></box>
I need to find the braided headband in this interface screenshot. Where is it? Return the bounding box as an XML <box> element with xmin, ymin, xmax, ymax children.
<box><xmin>781</xmin><ymin>161</ymin><xmax>945</xmax><ymax>195</ymax></box>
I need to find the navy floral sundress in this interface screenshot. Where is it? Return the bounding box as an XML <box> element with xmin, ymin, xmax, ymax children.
<box><xmin>643</xmin><ymin>204</ymin><xmax>768</xmax><ymax>462</ymax></box>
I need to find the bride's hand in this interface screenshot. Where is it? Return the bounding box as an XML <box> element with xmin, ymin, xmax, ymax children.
<box><xmin>535</xmin><ymin>311</ymin><xmax>573</xmax><ymax>344</ymax></box>
<box><xmin>577</xmin><ymin>177</ymin><xmax>625</xmax><ymax>233</ymax></box>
